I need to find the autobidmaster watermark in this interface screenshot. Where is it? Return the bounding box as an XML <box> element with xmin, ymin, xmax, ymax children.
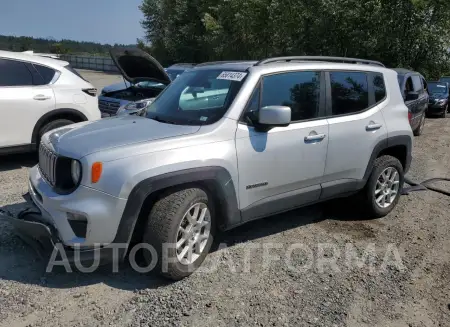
<box><xmin>46</xmin><ymin>240</ymin><xmax>405</xmax><ymax>275</ymax></box>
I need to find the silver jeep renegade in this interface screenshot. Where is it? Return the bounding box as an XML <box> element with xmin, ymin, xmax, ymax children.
<box><xmin>6</xmin><ymin>56</ymin><xmax>413</xmax><ymax>279</ymax></box>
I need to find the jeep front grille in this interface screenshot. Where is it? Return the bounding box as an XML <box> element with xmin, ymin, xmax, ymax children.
<box><xmin>38</xmin><ymin>143</ymin><xmax>58</xmax><ymax>186</ymax></box>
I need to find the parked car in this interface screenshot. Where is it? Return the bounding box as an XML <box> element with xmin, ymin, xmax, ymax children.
<box><xmin>427</xmin><ymin>81</ymin><xmax>449</xmax><ymax>118</ymax></box>
<box><xmin>394</xmin><ymin>68</ymin><xmax>429</xmax><ymax>136</ymax></box>
<box><xmin>0</xmin><ymin>50</ymin><xmax>100</xmax><ymax>155</ymax></box>
<box><xmin>98</xmin><ymin>48</ymin><xmax>193</xmax><ymax>117</ymax></box>
<box><xmin>4</xmin><ymin>56</ymin><xmax>413</xmax><ymax>280</ymax></box>
<box><xmin>439</xmin><ymin>76</ymin><xmax>450</xmax><ymax>86</ymax></box>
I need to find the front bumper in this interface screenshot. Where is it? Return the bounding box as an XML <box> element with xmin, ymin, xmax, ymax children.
<box><xmin>428</xmin><ymin>102</ymin><xmax>448</xmax><ymax>113</ymax></box>
<box><xmin>28</xmin><ymin>165</ymin><xmax>127</xmax><ymax>246</ymax></box>
<box><xmin>0</xmin><ymin>202</ymin><xmax>121</xmax><ymax>265</ymax></box>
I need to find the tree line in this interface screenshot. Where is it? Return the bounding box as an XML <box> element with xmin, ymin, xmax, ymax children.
<box><xmin>140</xmin><ymin>0</ymin><xmax>450</xmax><ymax>79</ymax></box>
<box><xmin>0</xmin><ymin>35</ymin><xmax>132</xmax><ymax>56</ymax></box>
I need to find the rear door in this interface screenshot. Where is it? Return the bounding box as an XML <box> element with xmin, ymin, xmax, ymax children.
<box><xmin>0</xmin><ymin>58</ymin><xmax>56</xmax><ymax>148</ymax></box>
<box><xmin>321</xmin><ymin>70</ymin><xmax>388</xmax><ymax>199</ymax></box>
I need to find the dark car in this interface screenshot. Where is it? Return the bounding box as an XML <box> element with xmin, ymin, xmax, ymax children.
<box><xmin>427</xmin><ymin>81</ymin><xmax>449</xmax><ymax>118</ymax></box>
<box><xmin>98</xmin><ymin>48</ymin><xmax>194</xmax><ymax>117</ymax></box>
<box><xmin>440</xmin><ymin>76</ymin><xmax>450</xmax><ymax>86</ymax></box>
<box><xmin>394</xmin><ymin>68</ymin><xmax>429</xmax><ymax>136</ymax></box>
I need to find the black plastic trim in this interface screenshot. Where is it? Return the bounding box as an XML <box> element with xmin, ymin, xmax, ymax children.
<box><xmin>113</xmin><ymin>167</ymin><xmax>241</xmax><ymax>246</ymax></box>
<box><xmin>0</xmin><ymin>144</ymin><xmax>33</xmax><ymax>155</ymax></box>
<box><xmin>241</xmin><ymin>185</ymin><xmax>321</xmax><ymax>222</ymax></box>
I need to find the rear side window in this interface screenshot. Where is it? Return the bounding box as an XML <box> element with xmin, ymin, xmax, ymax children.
<box><xmin>0</xmin><ymin>58</ymin><xmax>33</xmax><ymax>86</ymax></box>
<box><xmin>330</xmin><ymin>71</ymin><xmax>369</xmax><ymax>115</ymax></box>
<box><xmin>33</xmin><ymin>64</ymin><xmax>56</xmax><ymax>84</ymax></box>
<box><xmin>260</xmin><ymin>71</ymin><xmax>321</xmax><ymax>121</ymax></box>
<box><xmin>373</xmin><ymin>73</ymin><xmax>386</xmax><ymax>103</ymax></box>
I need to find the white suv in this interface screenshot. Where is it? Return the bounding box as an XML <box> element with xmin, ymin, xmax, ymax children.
<box><xmin>0</xmin><ymin>50</ymin><xmax>101</xmax><ymax>154</ymax></box>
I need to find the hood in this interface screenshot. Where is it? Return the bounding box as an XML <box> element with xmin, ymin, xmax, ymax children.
<box><xmin>109</xmin><ymin>47</ymin><xmax>171</xmax><ymax>85</ymax></box>
<box><xmin>430</xmin><ymin>92</ymin><xmax>448</xmax><ymax>99</ymax></box>
<box><xmin>43</xmin><ymin>115</ymin><xmax>200</xmax><ymax>158</ymax></box>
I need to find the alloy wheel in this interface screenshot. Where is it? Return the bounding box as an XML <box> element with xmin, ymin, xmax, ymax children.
<box><xmin>374</xmin><ymin>167</ymin><xmax>400</xmax><ymax>209</ymax></box>
<box><xmin>176</xmin><ymin>203</ymin><xmax>211</xmax><ymax>265</ymax></box>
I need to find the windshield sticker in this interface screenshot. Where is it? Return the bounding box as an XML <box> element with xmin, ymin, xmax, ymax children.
<box><xmin>200</xmin><ymin>116</ymin><xmax>208</xmax><ymax>122</ymax></box>
<box><xmin>217</xmin><ymin>71</ymin><xmax>247</xmax><ymax>82</ymax></box>
<box><xmin>437</xmin><ymin>85</ymin><xmax>446</xmax><ymax>88</ymax></box>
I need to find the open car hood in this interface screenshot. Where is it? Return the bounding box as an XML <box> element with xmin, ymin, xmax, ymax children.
<box><xmin>109</xmin><ymin>47</ymin><xmax>171</xmax><ymax>85</ymax></box>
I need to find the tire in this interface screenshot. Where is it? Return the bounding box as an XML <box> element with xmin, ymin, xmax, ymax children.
<box><xmin>362</xmin><ymin>155</ymin><xmax>404</xmax><ymax>218</ymax></box>
<box><xmin>441</xmin><ymin>105</ymin><xmax>448</xmax><ymax>118</ymax></box>
<box><xmin>413</xmin><ymin>113</ymin><xmax>425</xmax><ymax>136</ymax></box>
<box><xmin>38</xmin><ymin>119</ymin><xmax>75</xmax><ymax>141</ymax></box>
<box><xmin>142</xmin><ymin>188</ymin><xmax>215</xmax><ymax>280</ymax></box>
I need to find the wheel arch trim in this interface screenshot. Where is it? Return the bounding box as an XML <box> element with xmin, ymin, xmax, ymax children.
<box><xmin>112</xmin><ymin>166</ymin><xmax>241</xmax><ymax>246</ymax></box>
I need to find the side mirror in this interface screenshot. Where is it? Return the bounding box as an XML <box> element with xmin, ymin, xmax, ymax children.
<box><xmin>258</xmin><ymin>106</ymin><xmax>291</xmax><ymax>127</ymax></box>
<box><xmin>405</xmin><ymin>91</ymin><xmax>419</xmax><ymax>101</ymax></box>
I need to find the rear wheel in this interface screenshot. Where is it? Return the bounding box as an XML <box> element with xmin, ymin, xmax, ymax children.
<box><xmin>142</xmin><ymin>188</ymin><xmax>215</xmax><ymax>280</ymax></box>
<box><xmin>362</xmin><ymin>155</ymin><xmax>404</xmax><ymax>218</ymax></box>
<box><xmin>413</xmin><ymin>113</ymin><xmax>425</xmax><ymax>136</ymax></box>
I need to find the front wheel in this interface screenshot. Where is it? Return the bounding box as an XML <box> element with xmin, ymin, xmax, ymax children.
<box><xmin>38</xmin><ymin>119</ymin><xmax>75</xmax><ymax>144</ymax></box>
<box><xmin>142</xmin><ymin>188</ymin><xmax>215</xmax><ymax>280</ymax></box>
<box><xmin>441</xmin><ymin>105</ymin><xmax>448</xmax><ymax>118</ymax></box>
<box><xmin>362</xmin><ymin>155</ymin><xmax>404</xmax><ymax>218</ymax></box>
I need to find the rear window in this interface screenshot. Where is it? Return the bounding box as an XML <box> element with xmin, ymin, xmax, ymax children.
<box><xmin>64</xmin><ymin>64</ymin><xmax>87</xmax><ymax>81</ymax></box>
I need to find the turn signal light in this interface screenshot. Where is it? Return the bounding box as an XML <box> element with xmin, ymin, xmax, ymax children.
<box><xmin>408</xmin><ymin>112</ymin><xmax>412</xmax><ymax>122</ymax></box>
<box><xmin>91</xmin><ymin>162</ymin><xmax>103</xmax><ymax>183</ymax></box>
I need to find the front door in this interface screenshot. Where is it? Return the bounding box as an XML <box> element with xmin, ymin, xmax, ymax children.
<box><xmin>235</xmin><ymin>70</ymin><xmax>328</xmax><ymax>221</ymax></box>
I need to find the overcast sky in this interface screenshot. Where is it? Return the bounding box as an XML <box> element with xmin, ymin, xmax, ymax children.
<box><xmin>0</xmin><ymin>0</ymin><xmax>144</xmax><ymax>44</ymax></box>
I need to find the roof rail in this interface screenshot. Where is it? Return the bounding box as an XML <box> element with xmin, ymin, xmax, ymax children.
<box><xmin>195</xmin><ymin>60</ymin><xmax>256</xmax><ymax>67</ymax></box>
<box><xmin>255</xmin><ymin>56</ymin><xmax>385</xmax><ymax>67</ymax></box>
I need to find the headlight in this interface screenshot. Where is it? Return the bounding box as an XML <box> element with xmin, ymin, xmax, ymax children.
<box><xmin>438</xmin><ymin>99</ymin><xmax>447</xmax><ymax>104</ymax></box>
<box><xmin>71</xmin><ymin>160</ymin><xmax>82</xmax><ymax>185</ymax></box>
<box><xmin>117</xmin><ymin>98</ymin><xmax>155</xmax><ymax>116</ymax></box>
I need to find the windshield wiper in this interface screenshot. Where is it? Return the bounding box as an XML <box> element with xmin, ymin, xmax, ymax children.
<box><xmin>150</xmin><ymin>116</ymin><xmax>178</xmax><ymax>125</ymax></box>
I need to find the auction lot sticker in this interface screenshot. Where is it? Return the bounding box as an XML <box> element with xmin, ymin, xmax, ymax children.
<box><xmin>217</xmin><ymin>71</ymin><xmax>247</xmax><ymax>81</ymax></box>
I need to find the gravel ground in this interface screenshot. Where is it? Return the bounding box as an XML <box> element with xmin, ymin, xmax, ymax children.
<box><xmin>1</xmin><ymin>79</ymin><xmax>449</xmax><ymax>325</ymax></box>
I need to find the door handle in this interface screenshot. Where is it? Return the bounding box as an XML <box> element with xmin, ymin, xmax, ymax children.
<box><xmin>33</xmin><ymin>95</ymin><xmax>51</xmax><ymax>101</ymax></box>
<box><xmin>366</xmin><ymin>123</ymin><xmax>382</xmax><ymax>131</ymax></box>
<box><xmin>304</xmin><ymin>133</ymin><xmax>326</xmax><ymax>143</ymax></box>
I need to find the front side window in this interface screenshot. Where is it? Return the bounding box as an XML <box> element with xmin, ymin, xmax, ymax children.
<box><xmin>330</xmin><ymin>71</ymin><xmax>369</xmax><ymax>115</ymax></box>
<box><xmin>146</xmin><ymin>69</ymin><xmax>245</xmax><ymax>125</ymax></box>
<box><xmin>0</xmin><ymin>58</ymin><xmax>33</xmax><ymax>86</ymax></box>
<box><xmin>260</xmin><ymin>71</ymin><xmax>321</xmax><ymax>121</ymax></box>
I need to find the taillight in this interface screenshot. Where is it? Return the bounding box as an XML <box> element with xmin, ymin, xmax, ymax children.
<box><xmin>82</xmin><ymin>88</ymin><xmax>97</xmax><ymax>97</ymax></box>
<box><xmin>408</xmin><ymin>111</ymin><xmax>412</xmax><ymax>122</ymax></box>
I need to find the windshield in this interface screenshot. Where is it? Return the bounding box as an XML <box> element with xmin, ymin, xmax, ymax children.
<box><xmin>145</xmin><ymin>69</ymin><xmax>246</xmax><ymax>125</ymax></box>
<box><xmin>440</xmin><ymin>77</ymin><xmax>450</xmax><ymax>84</ymax></box>
<box><xmin>165</xmin><ymin>68</ymin><xmax>186</xmax><ymax>81</ymax></box>
<box><xmin>428</xmin><ymin>82</ymin><xmax>448</xmax><ymax>94</ymax></box>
